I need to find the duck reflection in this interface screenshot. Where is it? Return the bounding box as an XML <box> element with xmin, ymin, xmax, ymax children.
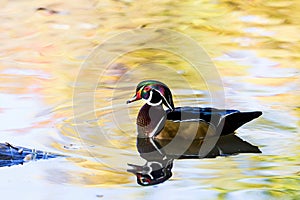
<box><xmin>128</xmin><ymin>135</ymin><xmax>261</xmax><ymax>186</ymax></box>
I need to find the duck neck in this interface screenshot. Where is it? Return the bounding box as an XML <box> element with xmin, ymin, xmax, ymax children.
<box><xmin>137</xmin><ymin>104</ymin><xmax>167</xmax><ymax>138</ymax></box>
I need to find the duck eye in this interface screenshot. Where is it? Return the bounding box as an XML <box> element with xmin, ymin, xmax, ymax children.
<box><xmin>144</xmin><ymin>86</ymin><xmax>150</xmax><ymax>92</ymax></box>
<box><xmin>140</xmin><ymin>177</ymin><xmax>151</xmax><ymax>184</ymax></box>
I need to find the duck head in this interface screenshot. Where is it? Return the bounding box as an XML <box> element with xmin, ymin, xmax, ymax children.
<box><xmin>127</xmin><ymin>80</ymin><xmax>175</xmax><ymax>110</ymax></box>
<box><xmin>128</xmin><ymin>161</ymin><xmax>173</xmax><ymax>186</ymax></box>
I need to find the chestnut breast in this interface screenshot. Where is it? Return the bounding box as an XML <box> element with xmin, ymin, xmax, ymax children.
<box><xmin>137</xmin><ymin>104</ymin><xmax>167</xmax><ymax>138</ymax></box>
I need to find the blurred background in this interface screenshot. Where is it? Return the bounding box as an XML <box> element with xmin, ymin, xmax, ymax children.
<box><xmin>0</xmin><ymin>0</ymin><xmax>299</xmax><ymax>199</ymax></box>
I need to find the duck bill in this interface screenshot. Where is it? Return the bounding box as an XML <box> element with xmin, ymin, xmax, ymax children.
<box><xmin>126</xmin><ymin>94</ymin><xmax>141</xmax><ymax>104</ymax></box>
<box><xmin>127</xmin><ymin>163</ymin><xmax>143</xmax><ymax>174</ymax></box>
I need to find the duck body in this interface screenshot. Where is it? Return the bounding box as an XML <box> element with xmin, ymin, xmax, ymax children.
<box><xmin>127</xmin><ymin>80</ymin><xmax>262</xmax><ymax>139</ymax></box>
<box><xmin>136</xmin><ymin>103</ymin><xmax>262</xmax><ymax>139</ymax></box>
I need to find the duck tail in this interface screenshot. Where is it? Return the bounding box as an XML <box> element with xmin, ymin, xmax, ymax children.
<box><xmin>218</xmin><ymin>111</ymin><xmax>262</xmax><ymax>135</ymax></box>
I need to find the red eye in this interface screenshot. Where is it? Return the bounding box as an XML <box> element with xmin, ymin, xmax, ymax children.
<box><xmin>144</xmin><ymin>87</ymin><xmax>150</xmax><ymax>91</ymax></box>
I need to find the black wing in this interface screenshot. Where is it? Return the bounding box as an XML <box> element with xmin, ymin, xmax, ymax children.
<box><xmin>167</xmin><ymin>107</ymin><xmax>262</xmax><ymax>135</ymax></box>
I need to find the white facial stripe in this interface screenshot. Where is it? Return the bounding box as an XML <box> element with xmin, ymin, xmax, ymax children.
<box><xmin>139</xmin><ymin>85</ymin><xmax>146</xmax><ymax>97</ymax></box>
<box><xmin>145</xmin><ymin>90</ymin><xmax>163</xmax><ymax>106</ymax></box>
<box><xmin>153</xmin><ymin>89</ymin><xmax>173</xmax><ymax>110</ymax></box>
<box><xmin>147</xmin><ymin>90</ymin><xmax>153</xmax><ymax>101</ymax></box>
<box><xmin>141</xmin><ymin>87</ymin><xmax>173</xmax><ymax>109</ymax></box>
<box><xmin>147</xmin><ymin>100</ymin><xmax>163</xmax><ymax>106</ymax></box>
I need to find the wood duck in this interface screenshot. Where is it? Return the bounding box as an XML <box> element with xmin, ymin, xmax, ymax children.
<box><xmin>128</xmin><ymin>135</ymin><xmax>261</xmax><ymax>186</ymax></box>
<box><xmin>127</xmin><ymin>80</ymin><xmax>262</xmax><ymax>139</ymax></box>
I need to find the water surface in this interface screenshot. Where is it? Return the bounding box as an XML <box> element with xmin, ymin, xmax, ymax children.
<box><xmin>0</xmin><ymin>0</ymin><xmax>299</xmax><ymax>199</ymax></box>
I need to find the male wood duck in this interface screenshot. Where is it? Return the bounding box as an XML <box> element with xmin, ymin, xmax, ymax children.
<box><xmin>127</xmin><ymin>80</ymin><xmax>262</xmax><ymax>139</ymax></box>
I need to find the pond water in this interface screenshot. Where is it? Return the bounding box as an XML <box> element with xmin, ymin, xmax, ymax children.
<box><xmin>0</xmin><ymin>0</ymin><xmax>299</xmax><ymax>199</ymax></box>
